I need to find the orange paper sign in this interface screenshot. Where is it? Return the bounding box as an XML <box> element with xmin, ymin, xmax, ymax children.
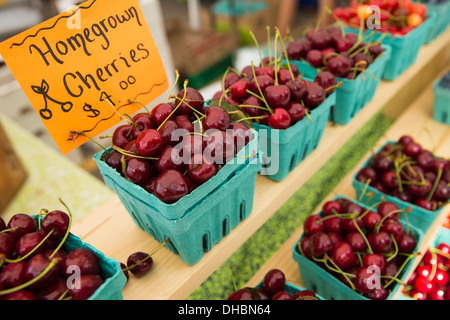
<box><xmin>0</xmin><ymin>0</ymin><xmax>169</xmax><ymax>155</ymax></box>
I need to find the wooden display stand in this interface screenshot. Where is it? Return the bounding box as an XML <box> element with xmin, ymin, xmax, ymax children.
<box><xmin>70</xmin><ymin>27</ymin><xmax>450</xmax><ymax>300</ymax></box>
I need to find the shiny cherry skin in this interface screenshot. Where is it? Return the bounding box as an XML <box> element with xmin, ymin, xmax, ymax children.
<box><xmin>155</xmin><ymin>145</ymin><xmax>185</xmax><ymax>173</ymax></box>
<box><xmin>267</xmin><ymin>108</ymin><xmax>291</xmax><ymax>129</ymax></box>
<box><xmin>112</xmin><ymin>124</ymin><xmax>134</xmax><ymax>148</ymax></box>
<box><xmin>174</xmin><ymin>87</ymin><xmax>204</xmax><ymax>115</ymax></box>
<box><xmin>303</xmin><ymin>215</ymin><xmax>324</xmax><ymax>235</ymax></box>
<box><xmin>331</xmin><ymin>241</ymin><xmax>357</xmax><ymax>270</ymax></box>
<box><xmin>131</xmin><ymin>112</ymin><xmax>154</xmax><ymax>138</ymax></box>
<box><xmin>7</xmin><ymin>213</ymin><xmax>37</xmax><ymax>240</ymax></box>
<box><xmin>0</xmin><ymin>233</ymin><xmax>15</xmax><ymax>258</ymax></box>
<box><xmin>187</xmin><ymin>154</ymin><xmax>218</xmax><ymax>185</ymax></box>
<box><xmin>61</xmin><ymin>248</ymin><xmax>100</xmax><ymax>278</ymax></box>
<box><xmin>136</xmin><ymin>129</ymin><xmax>164</xmax><ymax>157</ymax></box>
<box><xmin>36</xmin><ymin>277</ymin><xmax>68</xmax><ymax>300</ymax></box>
<box><xmin>264</xmin><ymin>85</ymin><xmax>291</xmax><ymax>109</ymax></box>
<box><xmin>124</xmin><ymin>158</ymin><xmax>152</xmax><ymax>186</ymax></box>
<box><xmin>151</xmin><ymin>103</ymin><xmax>175</xmax><ymax>127</ymax></box>
<box><xmin>3</xmin><ymin>290</ymin><xmax>37</xmax><ymax>300</ymax></box>
<box><xmin>0</xmin><ymin>260</ymin><xmax>27</xmax><ymax>289</ymax></box>
<box><xmin>263</xmin><ymin>269</ymin><xmax>285</xmax><ymax>295</ymax></box>
<box><xmin>41</xmin><ymin>210</ymin><xmax>70</xmax><ymax>239</ymax></box>
<box><xmin>126</xmin><ymin>252</ymin><xmax>153</xmax><ymax>276</ymax></box>
<box><xmin>228</xmin><ymin>288</ymin><xmax>254</xmax><ymax>300</ymax></box>
<box><xmin>202</xmin><ymin>106</ymin><xmax>231</xmax><ymax>131</ymax></box>
<box><xmin>15</xmin><ymin>231</ymin><xmax>46</xmax><ymax>258</ymax></box>
<box><xmin>69</xmin><ymin>274</ymin><xmax>104</xmax><ymax>300</ymax></box>
<box><xmin>24</xmin><ymin>254</ymin><xmax>61</xmax><ymax>291</ymax></box>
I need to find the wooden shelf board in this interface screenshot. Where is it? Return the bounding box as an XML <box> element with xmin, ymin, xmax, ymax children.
<box><xmin>70</xmin><ymin>29</ymin><xmax>450</xmax><ymax>300</ymax></box>
<box><xmin>244</xmin><ymin>67</ymin><xmax>450</xmax><ymax>300</ymax></box>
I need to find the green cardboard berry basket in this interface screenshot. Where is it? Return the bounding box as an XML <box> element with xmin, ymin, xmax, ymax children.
<box><xmin>352</xmin><ymin>140</ymin><xmax>446</xmax><ymax>235</ymax></box>
<box><xmin>94</xmin><ymin>130</ymin><xmax>261</xmax><ymax>265</ymax></box>
<box><xmin>288</xmin><ymin>44</ymin><xmax>391</xmax><ymax>125</ymax></box>
<box><xmin>256</xmin><ymin>281</ymin><xmax>325</xmax><ymax>300</ymax></box>
<box><xmin>433</xmin><ymin>76</ymin><xmax>450</xmax><ymax>125</ymax></box>
<box><xmin>420</xmin><ymin>1</ymin><xmax>450</xmax><ymax>44</ymax></box>
<box><xmin>397</xmin><ymin>226</ymin><xmax>450</xmax><ymax>300</ymax></box>
<box><xmin>344</xmin><ymin>12</ymin><xmax>436</xmax><ymax>81</ymax></box>
<box><xmin>254</xmin><ymin>89</ymin><xmax>335</xmax><ymax>182</ymax></box>
<box><xmin>33</xmin><ymin>216</ymin><xmax>127</xmax><ymax>300</ymax></box>
<box><xmin>292</xmin><ymin>195</ymin><xmax>424</xmax><ymax>300</ymax></box>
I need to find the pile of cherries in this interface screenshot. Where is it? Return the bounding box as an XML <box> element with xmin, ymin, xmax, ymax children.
<box><xmin>356</xmin><ymin>135</ymin><xmax>450</xmax><ymax>211</ymax></box>
<box><xmin>286</xmin><ymin>25</ymin><xmax>385</xmax><ymax>80</ymax></box>
<box><xmin>403</xmin><ymin>241</ymin><xmax>450</xmax><ymax>300</ymax></box>
<box><xmin>0</xmin><ymin>208</ymin><xmax>105</xmax><ymax>300</ymax></box>
<box><xmin>333</xmin><ymin>0</ymin><xmax>428</xmax><ymax>35</ymax></box>
<box><xmin>299</xmin><ymin>197</ymin><xmax>419</xmax><ymax>300</ymax></box>
<box><xmin>104</xmin><ymin>86</ymin><xmax>254</xmax><ymax>204</ymax></box>
<box><xmin>210</xmin><ymin>29</ymin><xmax>339</xmax><ymax>130</ymax></box>
<box><xmin>227</xmin><ymin>268</ymin><xmax>319</xmax><ymax>300</ymax></box>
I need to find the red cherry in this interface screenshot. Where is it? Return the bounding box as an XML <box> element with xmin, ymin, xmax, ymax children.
<box><xmin>154</xmin><ymin>170</ymin><xmax>190</xmax><ymax>204</ymax></box>
<box><xmin>61</xmin><ymin>248</ymin><xmax>100</xmax><ymax>278</ymax></box>
<box><xmin>41</xmin><ymin>210</ymin><xmax>70</xmax><ymax>239</ymax></box>
<box><xmin>136</xmin><ymin>129</ymin><xmax>164</xmax><ymax>157</ymax></box>
<box><xmin>69</xmin><ymin>274</ymin><xmax>104</xmax><ymax>300</ymax></box>
<box><xmin>151</xmin><ymin>103</ymin><xmax>174</xmax><ymax>127</ymax></box>
<box><xmin>263</xmin><ymin>269</ymin><xmax>285</xmax><ymax>295</ymax></box>
<box><xmin>267</xmin><ymin>108</ymin><xmax>291</xmax><ymax>129</ymax></box>
<box><xmin>413</xmin><ymin>275</ymin><xmax>435</xmax><ymax>294</ymax></box>
<box><xmin>303</xmin><ymin>215</ymin><xmax>324</xmax><ymax>235</ymax></box>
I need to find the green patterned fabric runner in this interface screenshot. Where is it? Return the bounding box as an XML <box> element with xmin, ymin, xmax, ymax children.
<box><xmin>188</xmin><ymin>111</ymin><xmax>394</xmax><ymax>300</ymax></box>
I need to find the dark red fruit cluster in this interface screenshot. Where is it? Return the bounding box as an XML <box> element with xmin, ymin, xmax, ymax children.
<box><xmin>286</xmin><ymin>25</ymin><xmax>385</xmax><ymax>80</ymax></box>
<box><xmin>227</xmin><ymin>268</ymin><xmax>319</xmax><ymax>300</ymax></box>
<box><xmin>105</xmin><ymin>87</ymin><xmax>254</xmax><ymax>204</ymax></box>
<box><xmin>211</xmin><ymin>58</ymin><xmax>336</xmax><ymax>130</ymax></box>
<box><xmin>403</xmin><ymin>242</ymin><xmax>450</xmax><ymax>300</ymax></box>
<box><xmin>356</xmin><ymin>135</ymin><xmax>450</xmax><ymax>211</ymax></box>
<box><xmin>299</xmin><ymin>197</ymin><xmax>419</xmax><ymax>300</ymax></box>
<box><xmin>0</xmin><ymin>211</ymin><xmax>104</xmax><ymax>300</ymax></box>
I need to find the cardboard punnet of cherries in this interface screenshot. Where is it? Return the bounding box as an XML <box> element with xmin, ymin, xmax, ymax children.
<box><xmin>356</xmin><ymin>135</ymin><xmax>450</xmax><ymax>212</ymax></box>
<box><xmin>333</xmin><ymin>0</ymin><xmax>429</xmax><ymax>36</ymax></box>
<box><xmin>286</xmin><ymin>23</ymin><xmax>386</xmax><ymax>80</ymax></box>
<box><xmin>208</xmin><ymin>27</ymin><xmax>343</xmax><ymax>130</ymax></box>
<box><xmin>98</xmin><ymin>76</ymin><xmax>256</xmax><ymax>205</ymax></box>
<box><xmin>298</xmin><ymin>196</ymin><xmax>421</xmax><ymax>300</ymax></box>
<box><xmin>0</xmin><ymin>200</ymin><xmax>166</xmax><ymax>300</ymax></box>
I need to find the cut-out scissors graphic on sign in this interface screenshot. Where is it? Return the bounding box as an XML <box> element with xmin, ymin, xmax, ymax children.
<box><xmin>31</xmin><ymin>79</ymin><xmax>73</xmax><ymax>120</ymax></box>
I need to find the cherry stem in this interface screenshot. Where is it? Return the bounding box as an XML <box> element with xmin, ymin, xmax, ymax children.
<box><xmin>58</xmin><ymin>289</ymin><xmax>70</xmax><ymax>300</ymax></box>
<box><xmin>250</xmin><ymin>61</ymin><xmax>273</xmax><ymax>115</ymax></box>
<box><xmin>167</xmin><ymin>69</ymin><xmax>181</xmax><ymax>104</ymax></box>
<box><xmin>275</xmin><ymin>28</ymin><xmax>295</xmax><ymax>81</ymax></box>
<box><xmin>249</xmin><ymin>30</ymin><xmax>264</xmax><ymax>66</ymax></box>
<box><xmin>5</xmin><ymin>229</ymin><xmax>55</xmax><ymax>264</ymax></box>
<box><xmin>386</xmin><ymin>234</ymin><xmax>399</xmax><ymax>262</ymax></box>
<box><xmin>128</xmin><ymin>99</ymin><xmax>150</xmax><ymax>114</ymax></box>
<box><xmin>236</xmin><ymin>115</ymin><xmax>267</xmax><ymax>123</ymax></box>
<box><xmin>157</xmin><ymin>80</ymin><xmax>188</xmax><ymax>132</ymax></box>
<box><xmin>0</xmin><ymin>258</ymin><xmax>62</xmax><ymax>296</ymax></box>
<box><xmin>324</xmin><ymin>81</ymin><xmax>344</xmax><ymax>92</ymax></box>
<box><xmin>69</xmin><ymin>131</ymin><xmax>107</xmax><ymax>153</ymax></box>
<box><xmin>374</xmin><ymin>207</ymin><xmax>412</xmax><ymax>234</ymax></box>
<box><xmin>122</xmin><ymin>237</ymin><xmax>170</xmax><ymax>273</ymax></box>
<box><xmin>48</xmin><ymin>198</ymin><xmax>74</xmax><ymax>260</ymax></box>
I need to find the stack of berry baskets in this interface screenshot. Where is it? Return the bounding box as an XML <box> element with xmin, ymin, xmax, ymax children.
<box><xmin>93</xmin><ymin>77</ymin><xmax>261</xmax><ymax>266</ymax></box>
<box><xmin>210</xmin><ymin>28</ymin><xmax>337</xmax><ymax>182</ymax></box>
<box><xmin>353</xmin><ymin>137</ymin><xmax>450</xmax><ymax>235</ymax></box>
<box><xmin>292</xmin><ymin>195</ymin><xmax>423</xmax><ymax>300</ymax></box>
<box><xmin>285</xmin><ymin>23</ymin><xmax>392</xmax><ymax>125</ymax></box>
